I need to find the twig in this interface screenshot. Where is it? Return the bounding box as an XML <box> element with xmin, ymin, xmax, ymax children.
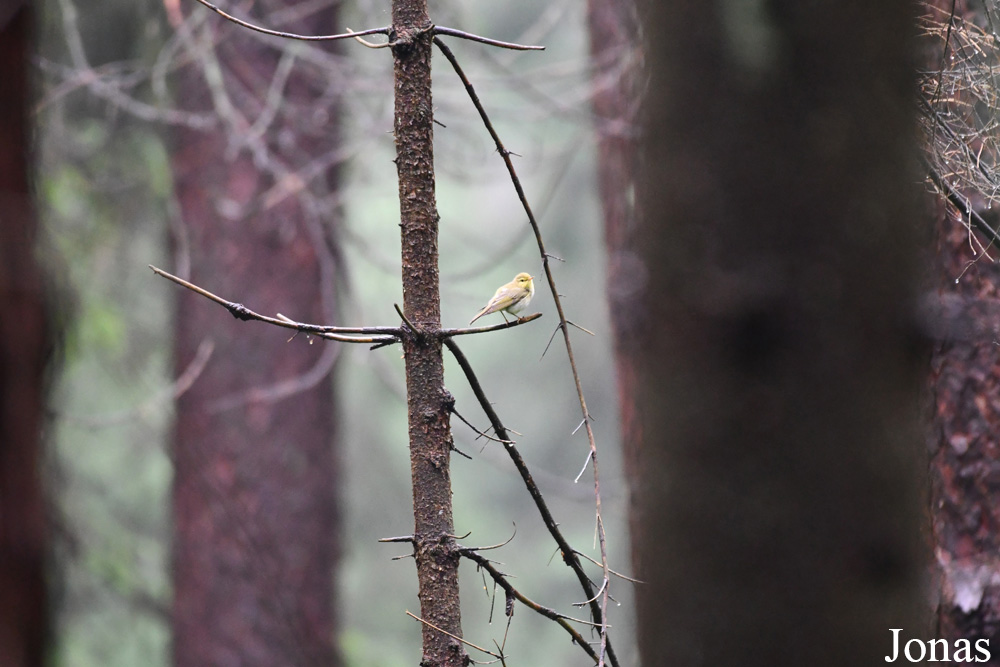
<box><xmin>573</xmin><ymin>578</ymin><xmax>607</xmax><ymax>607</ymax></box>
<box><xmin>540</xmin><ymin>323</ymin><xmax>563</xmax><ymax>359</ymax></box>
<box><xmin>572</xmin><ymin>550</ymin><xmax>644</xmax><ymax>584</ymax></box>
<box><xmin>394</xmin><ymin>302</ymin><xmax>421</xmax><ymax>336</ymax></box>
<box><xmin>149</xmin><ymin>265</ymin><xmax>401</xmax><ymax>344</ymax></box>
<box><xmin>573</xmin><ymin>450</ymin><xmax>593</xmax><ymax>484</ymax></box>
<box><xmin>433</xmin><ymin>26</ymin><xmax>544</xmax><ymax>51</ymax></box>
<box><xmin>443</xmin><ymin>338</ymin><xmax>618</xmax><ymax>667</ymax></box>
<box><xmin>346</xmin><ymin>26</ymin><xmax>391</xmax><ymax>49</ymax></box>
<box><xmin>451</xmin><ymin>407</ymin><xmax>514</xmax><ymax>446</ymax></box>
<box><xmin>458</xmin><ymin>549</ymin><xmax>602</xmax><ymax>665</ymax></box>
<box><xmin>460</xmin><ymin>524</ymin><xmax>517</xmax><ymax>552</ymax></box>
<box><xmin>434</xmin><ymin>37</ymin><xmax>615</xmax><ymax>666</ymax></box>
<box><xmin>190</xmin><ymin>0</ymin><xmax>389</xmax><ymax>43</ymax></box>
<box><xmin>405</xmin><ymin>611</ymin><xmax>503</xmax><ymax>659</ymax></box>
<box><xmin>923</xmin><ymin>156</ymin><xmax>1000</xmax><ymax>249</ymax></box>
<box><xmin>440</xmin><ymin>313</ymin><xmax>542</xmax><ymax>337</ymax></box>
<box><xmin>567</xmin><ymin>320</ymin><xmax>595</xmax><ymax>336</ymax></box>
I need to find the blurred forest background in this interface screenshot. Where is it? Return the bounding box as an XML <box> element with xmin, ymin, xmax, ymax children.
<box><xmin>33</xmin><ymin>0</ymin><xmax>634</xmax><ymax>665</ymax></box>
<box><xmin>12</xmin><ymin>0</ymin><xmax>1000</xmax><ymax>665</ymax></box>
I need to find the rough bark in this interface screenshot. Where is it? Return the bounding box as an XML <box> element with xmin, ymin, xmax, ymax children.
<box><xmin>918</xmin><ymin>0</ymin><xmax>1000</xmax><ymax>649</ymax></box>
<box><xmin>0</xmin><ymin>5</ymin><xmax>49</xmax><ymax>667</ymax></box>
<box><xmin>170</xmin><ymin>4</ymin><xmax>340</xmax><ymax>665</ymax></box>
<box><xmin>634</xmin><ymin>1</ymin><xmax>928</xmax><ymax>664</ymax></box>
<box><xmin>390</xmin><ymin>1</ymin><xmax>466</xmax><ymax>665</ymax></box>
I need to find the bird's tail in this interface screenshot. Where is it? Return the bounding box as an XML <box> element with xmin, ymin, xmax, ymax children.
<box><xmin>469</xmin><ymin>308</ymin><xmax>487</xmax><ymax>325</ymax></box>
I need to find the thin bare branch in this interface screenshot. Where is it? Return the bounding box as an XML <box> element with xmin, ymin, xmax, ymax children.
<box><xmin>394</xmin><ymin>302</ymin><xmax>421</xmax><ymax>336</ymax></box>
<box><xmin>573</xmin><ymin>577</ymin><xmax>607</xmax><ymax>607</ymax></box>
<box><xmin>346</xmin><ymin>26</ymin><xmax>391</xmax><ymax>49</ymax></box>
<box><xmin>572</xmin><ymin>550</ymin><xmax>644</xmax><ymax>584</ymax></box>
<box><xmin>443</xmin><ymin>337</ymin><xmax>617</xmax><ymax>666</ymax></box>
<box><xmin>149</xmin><ymin>265</ymin><xmax>401</xmax><ymax>344</ymax></box>
<box><xmin>190</xmin><ymin>0</ymin><xmax>389</xmax><ymax>43</ymax></box>
<box><xmin>434</xmin><ymin>38</ymin><xmax>615</xmax><ymax>665</ymax></box>
<box><xmin>925</xmin><ymin>157</ymin><xmax>1000</xmax><ymax>249</ymax></box>
<box><xmin>460</xmin><ymin>524</ymin><xmax>517</xmax><ymax>552</ymax></box>
<box><xmin>573</xmin><ymin>450</ymin><xmax>593</xmax><ymax>484</ymax></box>
<box><xmin>433</xmin><ymin>26</ymin><xmax>544</xmax><ymax>51</ymax></box>
<box><xmin>405</xmin><ymin>611</ymin><xmax>503</xmax><ymax>659</ymax></box>
<box><xmin>540</xmin><ymin>322</ymin><xmax>563</xmax><ymax>359</ymax></box>
<box><xmin>440</xmin><ymin>312</ymin><xmax>542</xmax><ymax>337</ymax></box>
<box><xmin>458</xmin><ymin>549</ymin><xmax>602</xmax><ymax>665</ymax></box>
<box><xmin>451</xmin><ymin>407</ymin><xmax>514</xmax><ymax>446</ymax></box>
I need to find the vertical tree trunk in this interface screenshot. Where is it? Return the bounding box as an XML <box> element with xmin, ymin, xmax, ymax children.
<box><xmin>0</xmin><ymin>5</ymin><xmax>49</xmax><ymax>667</ymax></box>
<box><xmin>922</xmin><ymin>0</ymin><xmax>1000</xmax><ymax>646</ymax></box>
<box><xmin>634</xmin><ymin>1</ymin><xmax>928</xmax><ymax>664</ymax></box>
<box><xmin>586</xmin><ymin>0</ymin><xmax>642</xmax><ymax>575</ymax></box>
<box><xmin>390</xmin><ymin>1</ymin><xmax>466</xmax><ymax>665</ymax></box>
<box><xmin>170</xmin><ymin>4</ymin><xmax>340</xmax><ymax>666</ymax></box>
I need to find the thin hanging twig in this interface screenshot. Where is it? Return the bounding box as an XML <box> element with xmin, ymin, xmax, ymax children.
<box><xmin>443</xmin><ymin>337</ymin><xmax>619</xmax><ymax>667</ymax></box>
<box><xmin>434</xmin><ymin>37</ymin><xmax>616</xmax><ymax>667</ymax></box>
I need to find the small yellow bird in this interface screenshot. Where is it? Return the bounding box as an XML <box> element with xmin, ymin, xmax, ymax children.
<box><xmin>469</xmin><ymin>272</ymin><xmax>535</xmax><ymax>325</ymax></box>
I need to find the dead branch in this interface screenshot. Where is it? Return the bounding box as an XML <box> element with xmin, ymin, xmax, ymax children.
<box><xmin>149</xmin><ymin>265</ymin><xmax>401</xmax><ymax>344</ymax></box>
<box><xmin>434</xmin><ymin>37</ymin><xmax>616</xmax><ymax>667</ymax></box>
<box><xmin>458</xmin><ymin>547</ymin><xmax>602</xmax><ymax>665</ymax></box>
<box><xmin>443</xmin><ymin>337</ymin><xmax>619</xmax><ymax>667</ymax></box>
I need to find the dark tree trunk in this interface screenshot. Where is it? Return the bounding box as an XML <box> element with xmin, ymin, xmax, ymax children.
<box><xmin>0</xmin><ymin>5</ymin><xmax>49</xmax><ymax>667</ymax></box>
<box><xmin>170</xmin><ymin>4</ymin><xmax>341</xmax><ymax>666</ymax></box>
<box><xmin>390</xmin><ymin>1</ymin><xmax>465</xmax><ymax>665</ymax></box>
<box><xmin>634</xmin><ymin>1</ymin><xmax>928</xmax><ymax>664</ymax></box>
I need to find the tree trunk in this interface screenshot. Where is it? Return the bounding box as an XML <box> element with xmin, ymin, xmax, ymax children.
<box><xmin>586</xmin><ymin>0</ymin><xmax>642</xmax><ymax>576</ymax></box>
<box><xmin>390</xmin><ymin>1</ymin><xmax>466</xmax><ymax>664</ymax></box>
<box><xmin>0</xmin><ymin>5</ymin><xmax>49</xmax><ymax>667</ymax></box>
<box><xmin>634</xmin><ymin>1</ymin><xmax>928</xmax><ymax>664</ymax></box>
<box><xmin>922</xmin><ymin>0</ymin><xmax>1000</xmax><ymax>647</ymax></box>
<box><xmin>170</xmin><ymin>4</ymin><xmax>341</xmax><ymax>665</ymax></box>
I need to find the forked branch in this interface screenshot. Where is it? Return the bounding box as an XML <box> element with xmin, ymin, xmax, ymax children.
<box><xmin>434</xmin><ymin>37</ymin><xmax>616</xmax><ymax>667</ymax></box>
<box><xmin>443</xmin><ymin>338</ymin><xmax>619</xmax><ymax>667</ymax></box>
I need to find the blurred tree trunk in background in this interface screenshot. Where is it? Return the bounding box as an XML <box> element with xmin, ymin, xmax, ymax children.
<box><xmin>586</xmin><ymin>0</ymin><xmax>643</xmax><ymax>576</ymax></box>
<box><xmin>921</xmin><ymin>0</ymin><xmax>1000</xmax><ymax>646</ymax></box>
<box><xmin>634</xmin><ymin>1</ymin><xmax>929</xmax><ymax>664</ymax></box>
<box><xmin>169</xmin><ymin>3</ymin><xmax>342</xmax><ymax>665</ymax></box>
<box><xmin>0</xmin><ymin>5</ymin><xmax>49</xmax><ymax>667</ymax></box>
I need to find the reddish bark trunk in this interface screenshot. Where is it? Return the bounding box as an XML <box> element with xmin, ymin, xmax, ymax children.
<box><xmin>920</xmin><ymin>0</ymin><xmax>1000</xmax><ymax>648</ymax></box>
<box><xmin>0</xmin><ymin>5</ymin><xmax>49</xmax><ymax>667</ymax></box>
<box><xmin>170</xmin><ymin>4</ymin><xmax>340</xmax><ymax>665</ymax></box>
<box><xmin>586</xmin><ymin>0</ymin><xmax>642</xmax><ymax>575</ymax></box>
<box><xmin>390</xmin><ymin>1</ymin><xmax>465</xmax><ymax>664</ymax></box>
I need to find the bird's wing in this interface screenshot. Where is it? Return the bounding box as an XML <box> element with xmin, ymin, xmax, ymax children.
<box><xmin>469</xmin><ymin>287</ymin><xmax>517</xmax><ymax>324</ymax></box>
